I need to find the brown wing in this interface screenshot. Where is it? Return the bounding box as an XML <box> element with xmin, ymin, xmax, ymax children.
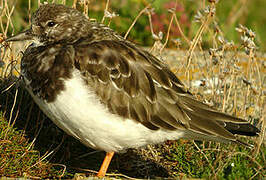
<box><xmin>74</xmin><ymin>40</ymin><xmax>259</xmax><ymax>144</ymax></box>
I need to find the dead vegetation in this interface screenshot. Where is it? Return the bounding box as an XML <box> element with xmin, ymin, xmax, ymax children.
<box><xmin>0</xmin><ymin>0</ymin><xmax>265</xmax><ymax>179</ymax></box>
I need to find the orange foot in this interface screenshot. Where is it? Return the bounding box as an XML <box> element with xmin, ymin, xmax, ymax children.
<box><xmin>97</xmin><ymin>151</ymin><xmax>115</xmax><ymax>177</ymax></box>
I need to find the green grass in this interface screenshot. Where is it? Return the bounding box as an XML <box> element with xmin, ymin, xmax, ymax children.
<box><xmin>0</xmin><ymin>112</ymin><xmax>64</xmax><ymax>178</ymax></box>
<box><xmin>162</xmin><ymin>141</ymin><xmax>265</xmax><ymax>179</ymax></box>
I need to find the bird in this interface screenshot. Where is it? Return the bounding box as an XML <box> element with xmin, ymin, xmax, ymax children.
<box><xmin>6</xmin><ymin>3</ymin><xmax>260</xmax><ymax>177</ymax></box>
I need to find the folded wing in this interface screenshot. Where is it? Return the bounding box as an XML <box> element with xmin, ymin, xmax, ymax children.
<box><xmin>74</xmin><ymin>40</ymin><xmax>260</xmax><ymax>146</ymax></box>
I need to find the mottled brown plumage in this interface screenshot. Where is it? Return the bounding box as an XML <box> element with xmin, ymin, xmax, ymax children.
<box><xmin>6</xmin><ymin>4</ymin><xmax>259</xmax><ymax>146</ymax></box>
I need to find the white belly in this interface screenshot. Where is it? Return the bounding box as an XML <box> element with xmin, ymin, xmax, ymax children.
<box><xmin>27</xmin><ymin>69</ymin><xmax>185</xmax><ymax>152</ymax></box>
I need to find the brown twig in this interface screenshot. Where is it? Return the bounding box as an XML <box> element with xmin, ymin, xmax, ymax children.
<box><xmin>173</xmin><ymin>14</ymin><xmax>190</xmax><ymax>45</ymax></box>
<box><xmin>101</xmin><ymin>0</ymin><xmax>110</xmax><ymax>23</ymax></box>
<box><xmin>124</xmin><ymin>4</ymin><xmax>151</xmax><ymax>39</ymax></box>
<box><xmin>185</xmin><ymin>2</ymin><xmax>216</xmax><ymax>78</ymax></box>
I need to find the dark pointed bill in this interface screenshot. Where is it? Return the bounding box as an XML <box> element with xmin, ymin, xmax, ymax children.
<box><xmin>5</xmin><ymin>29</ymin><xmax>33</xmax><ymax>42</ymax></box>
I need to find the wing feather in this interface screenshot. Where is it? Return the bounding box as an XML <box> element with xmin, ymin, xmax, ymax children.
<box><xmin>73</xmin><ymin>39</ymin><xmax>259</xmax><ymax>145</ymax></box>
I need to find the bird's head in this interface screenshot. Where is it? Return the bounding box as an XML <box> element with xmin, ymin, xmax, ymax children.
<box><xmin>6</xmin><ymin>4</ymin><xmax>91</xmax><ymax>45</ymax></box>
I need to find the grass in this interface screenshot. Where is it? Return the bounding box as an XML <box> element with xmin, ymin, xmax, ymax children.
<box><xmin>163</xmin><ymin>141</ymin><xmax>265</xmax><ymax>179</ymax></box>
<box><xmin>0</xmin><ymin>0</ymin><xmax>265</xmax><ymax>179</ymax></box>
<box><xmin>0</xmin><ymin>112</ymin><xmax>65</xmax><ymax>178</ymax></box>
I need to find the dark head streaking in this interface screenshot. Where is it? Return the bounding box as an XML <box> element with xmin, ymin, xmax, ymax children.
<box><xmin>6</xmin><ymin>4</ymin><xmax>121</xmax><ymax>44</ymax></box>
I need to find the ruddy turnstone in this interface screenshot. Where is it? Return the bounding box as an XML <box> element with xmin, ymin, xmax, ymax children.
<box><xmin>6</xmin><ymin>3</ymin><xmax>260</xmax><ymax>177</ymax></box>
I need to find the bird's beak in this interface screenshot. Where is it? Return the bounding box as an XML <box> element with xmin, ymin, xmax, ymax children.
<box><xmin>5</xmin><ymin>28</ymin><xmax>33</xmax><ymax>42</ymax></box>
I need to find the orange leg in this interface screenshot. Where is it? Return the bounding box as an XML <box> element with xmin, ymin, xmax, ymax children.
<box><xmin>97</xmin><ymin>151</ymin><xmax>115</xmax><ymax>177</ymax></box>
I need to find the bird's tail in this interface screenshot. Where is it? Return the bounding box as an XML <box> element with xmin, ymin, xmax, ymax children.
<box><xmin>221</xmin><ymin>121</ymin><xmax>260</xmax><ymax>136</ymax></box>
<box><xmin>179</xmin><ymin>95</ymin><xmax>260</xmax><ymax>148</ymax></box>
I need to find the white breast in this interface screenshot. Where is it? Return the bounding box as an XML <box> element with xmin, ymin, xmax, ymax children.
<box><xmin>27</xmin><ymin>69</ymin><xmax>185</xmax><ymax>152</ymax></box>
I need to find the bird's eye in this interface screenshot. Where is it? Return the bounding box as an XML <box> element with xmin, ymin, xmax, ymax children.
<box><xmin>47</xmin><ymin>21</ymin><xmax>56</xmax><ymax>27</ymax></box>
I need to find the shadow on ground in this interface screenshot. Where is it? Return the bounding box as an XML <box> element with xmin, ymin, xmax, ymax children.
<box><xmin>0</xmin><ymin>76</ymin><xmax>170</xmax><ymax>179</ymax></box>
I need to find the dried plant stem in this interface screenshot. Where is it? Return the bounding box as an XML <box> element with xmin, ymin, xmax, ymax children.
<box><xmin>160</xmin><ymin>13</ymin><xmax>174</xmax><ymax>54</ymax></box>
<box><xmin>148</xmin><ymin>10</ymin><xmax>162</xmax><ymax>54</ymax></box>
<box><xmin>253</xmin><ymin>58</ymin><xmax>262</xmax><ymax>89</ymax></box>
<box><xmin>173</xmin><ymin>14</ymin><xmax>190</xmax><ymax>45</ymax></box>
<box><xmin>185</xmin><ymin>3</ymin><xmax>216</xmax><ymax>77</ymax></box>
<box><xmin>23</xmin><ymin>101</ymin><xmax>34</xmax><ymax>135</ymax></box>
<box><xmin>124</xmin><ymin>4</ymin><xmax>151</xmax><ymax>39</ymax></box>
<box><xmin>193</xmin><ymin>141</ymin><xmax>216</xmax><ymax>175</ymax></box>
<box><xmin>52</xmin><ymin>164</ymin><xmax>67</xmax><ymax>178</ymax></box>
<box><xmin>72</xmin><ymin>0</ymin><xmax>78</xmax><ymax>9</ymax></box>
<box><xmin>146</xmin><ymin>7</ymin><xmax>154</xmax><ymax>36</ymax></box>
<box><xmin>101</xmin><ymin>0</ymin><xmax>110</xmax><ymax>23</ymax></box>
<box><xmin>28</xmin><ymin>150</ymin><xmax>54</xmax><ymax>171</ymax></box>
<box><xmin>28</xmin><ymin>0</ymin><xmax>31</xmax><ymax>23</ymax></box>
<box><xmin>159</xmin><ymin>0</ymin><xmax>178</xmax><ymax>54</ymax></box>
<box><xmin>11</xmin><ymin>102</ymin><xmax>19</xmax><ymax>127</ymax></box>
<box><xmin>232</xmin><ymin>75</ymin><xmax>237</xmax><ymax>115</ymax></box>
<box><xmin>83</xmin><ymin>0</ymin><xmax>89</xmax><ymax>17</ymax></box>
<box><xmin>226</xmin><ymin>0</ymin><xmax>248</xmax><ymax>26</ymax></box>
<box><xmin>246</xmin><ymin>50</ymin><xmax>254</xmax><ymax>78</ymax></box>
<box><xmin>243</xmin><ymin>85</ymin><xmax>250</xmax><ymax>117</ymax></box>
<box><xmin>243</xmin><ymin>49</ymin><xmax>255</xmax><ymax>116</ymax></box>
<box><xmin>4</xmin><ymin>87</ymin><xmax>18</xmax><ymax>139</ymax></box>
<box><xmin>186</xmin><ymin>24</ymin><xmax>205</xmax><ymax>71</ymax></box>
<box><xmin>223</xmin><ymin>73</ymin><xmax>235</xmax><ymax>112</ymax></box>
<box><xmin>253</xmin><ymin>105</ymin><xmax>265</xmax><ymax>156</ymax></box>
<box><xmin>4</xmin><ymin>1</ymin><xmax>15</xmax><ymax>36</ymax></box>
<box><xmin>202</xmin><ymin>0</ymin><xmax>206</xmax><ymax>8</ymax></box>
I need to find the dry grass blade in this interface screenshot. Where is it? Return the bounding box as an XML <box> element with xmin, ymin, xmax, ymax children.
<box><xmin>159</xmin><ymin>0</ymin><xmax>178</xmax><ymax>54</ymax></box>
<box><xmin>186</xmin><ymin>3</ymin><xmax>216</xmax><ymax>76</ymax></box>
<box><xmin>101</xmin><ymin>0</ymin><xmax>110</xmax><ymax>23</ymax></box>
<box><xmin>124</xmin><ymin>4</ymin><xmax>151</xmax><ymax>40</ymax></box>
<box><xmin>4</xmin><ymin>87</ymin><xmax>17</xmax><ymax>139</ymax></box>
